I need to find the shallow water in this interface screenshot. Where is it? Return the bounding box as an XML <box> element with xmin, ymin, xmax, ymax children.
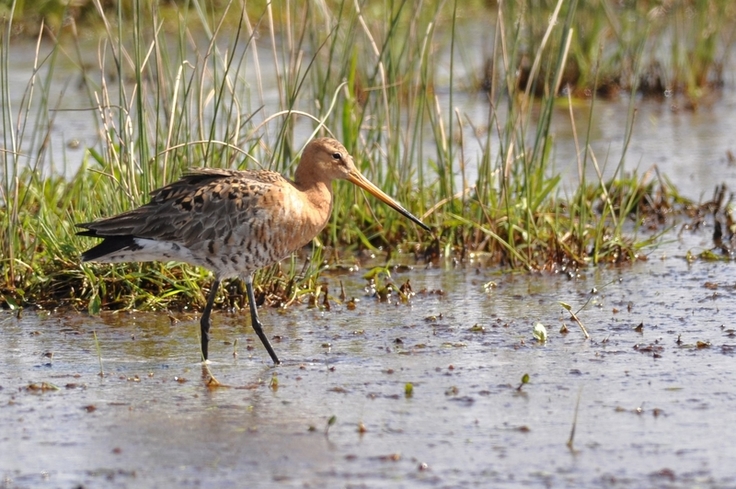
<box><xmin>2</xmin><ymin>228</ymin><xmax>736</xmax><ymax>488</ymax></box>
<box><xmin>4</xmin><ymin>14</ymin><xmax>736</xmax><ymax>489</ymax></box>
<box><xmin>4</xmin><ymin>31</ymin><xmax>736</xmax><ymax>201</ymax></box>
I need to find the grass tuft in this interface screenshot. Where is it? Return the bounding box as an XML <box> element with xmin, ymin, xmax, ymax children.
<box><xmin>1</xmin><ymin>1</ymin><xmax>732</xmax><ymax>311</ymax></box>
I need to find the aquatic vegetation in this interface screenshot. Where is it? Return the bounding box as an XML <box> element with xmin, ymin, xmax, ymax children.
<box><xmin>532</xmin><ymin>322</ymin><xmax>547</xmax><ymax>342</ymax></box>
<box><xmin>1</xmin><ymin>0</ymin><xmax>733</xmax><ymax>311</ymax></box>
<box><xmin>501</xmin><ymin>0</ymin><xmax>736</xmax><ymax>105</ymax></box>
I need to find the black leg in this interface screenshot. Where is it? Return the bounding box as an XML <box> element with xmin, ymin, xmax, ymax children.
<box><xmin>245</xmin><ymin>276</ymin><xmax>281</xmax><ymax>365</ymax></box>
<box><xmin>200</xmin><ymin>278</ymin><xmax>221</xmax><ymax>362</ymax></box>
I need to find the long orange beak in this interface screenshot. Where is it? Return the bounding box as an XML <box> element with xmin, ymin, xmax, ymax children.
<box><xmin>346</xmin><ymin>170</ymin><xmax>431</xmax><ymax>232</ymax></box>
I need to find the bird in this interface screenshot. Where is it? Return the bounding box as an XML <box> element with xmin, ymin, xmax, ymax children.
<box><xmin>77</xmin><ymin>137</ymin><xmax>430</xmax><ymax>366</ymax></box>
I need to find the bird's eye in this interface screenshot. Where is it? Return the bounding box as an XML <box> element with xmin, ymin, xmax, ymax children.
<box><xmin>332</xmin><ymin>152</ymin><xmax>342</xmax><ymax>160</ymax></box>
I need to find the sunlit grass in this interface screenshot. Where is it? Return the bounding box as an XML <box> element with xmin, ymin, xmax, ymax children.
<box><xmin>0</xmin><ymin>0</ymin><xmax>726</xmax><ymax>311</ymax></box>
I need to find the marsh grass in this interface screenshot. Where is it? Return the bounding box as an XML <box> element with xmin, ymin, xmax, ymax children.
<box><xmin>504</xmin><ymin>0</ymin><xmax>736</xmax><ymax>106</ymax></box>
<box><xmin>0</xmin><ymin>0</ymin><xmax>721</xmax><ymax>312</ymax></box>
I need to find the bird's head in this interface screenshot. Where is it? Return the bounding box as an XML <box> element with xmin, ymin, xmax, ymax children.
<box><xmin>296</xmin><ymin>137</ymin><xmax>431</xmax><ymax>232</ymax></box>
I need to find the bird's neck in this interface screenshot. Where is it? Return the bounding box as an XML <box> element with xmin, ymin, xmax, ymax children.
<box><xmin>294</xmin><ymin>177</ymin><xmax>334</xmax><ymax>226</ymax></box>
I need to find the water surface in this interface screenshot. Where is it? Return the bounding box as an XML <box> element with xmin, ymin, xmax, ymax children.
<box><xmin>4</xmin><ymin>16</ymin><xmax>736</xmax><ymax>489</ymax></box>
<box><xmin>4</xmin><ymin>33</ymin><xmax>736</xmax><ymax>200</ymax></box>
<box><xmin>2</xmin><ymin>229</ymin><xmax>735</xmax><ymax>488</ymax></box>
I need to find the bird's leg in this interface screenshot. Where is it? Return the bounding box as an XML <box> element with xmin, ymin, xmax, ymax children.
<box><xmin>244</xmin><ymin>275</ymin><xmax>281</xmax><ymax>365</ymax></box>
<box><xmin>200</xmin><ymin>278</ymin><xmax>221</xmax><ymax>362</ymax></box>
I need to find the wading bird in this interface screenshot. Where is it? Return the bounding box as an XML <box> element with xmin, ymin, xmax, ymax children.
<box><xmin>77</xmin><ymin>138</ymin><xmax>430</xmax><ymax>366</ymax></box>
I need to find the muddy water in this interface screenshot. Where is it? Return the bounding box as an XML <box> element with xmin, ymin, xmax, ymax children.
<box><xmin>2</xmin><ymin>228</ymin><xmax>736</xmax><ymax>488</ymax></box>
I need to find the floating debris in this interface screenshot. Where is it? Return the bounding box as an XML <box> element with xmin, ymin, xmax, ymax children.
<box><xmin>533</xmin><ymin>322</ymin><xmax>547</xmax><ymax>342</ymax></box>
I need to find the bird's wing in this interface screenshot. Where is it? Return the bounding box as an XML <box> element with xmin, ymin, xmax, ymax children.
<box><xmin>77</xmin><ymin>168</ymin><xmax>283</xmax><ymax>246</ymax></box>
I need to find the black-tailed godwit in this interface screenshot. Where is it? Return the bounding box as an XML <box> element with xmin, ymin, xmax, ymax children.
<box><xmin>77</xmin><ymin>138</ymin><xmax>430</xmax><ymax>366</ymax></box>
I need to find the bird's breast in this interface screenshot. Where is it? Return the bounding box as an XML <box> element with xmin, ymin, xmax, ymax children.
<box><xmin>187</xmin><ymin>182</ymin><xmax>332</xmax><ymax>278</ymax></box>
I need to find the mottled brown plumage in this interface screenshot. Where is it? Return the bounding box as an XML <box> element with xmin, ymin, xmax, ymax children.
<box><xmin>77</xmin><ymin>137</ymin><xmax>430</xmax><ymax>365</ymax></box>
